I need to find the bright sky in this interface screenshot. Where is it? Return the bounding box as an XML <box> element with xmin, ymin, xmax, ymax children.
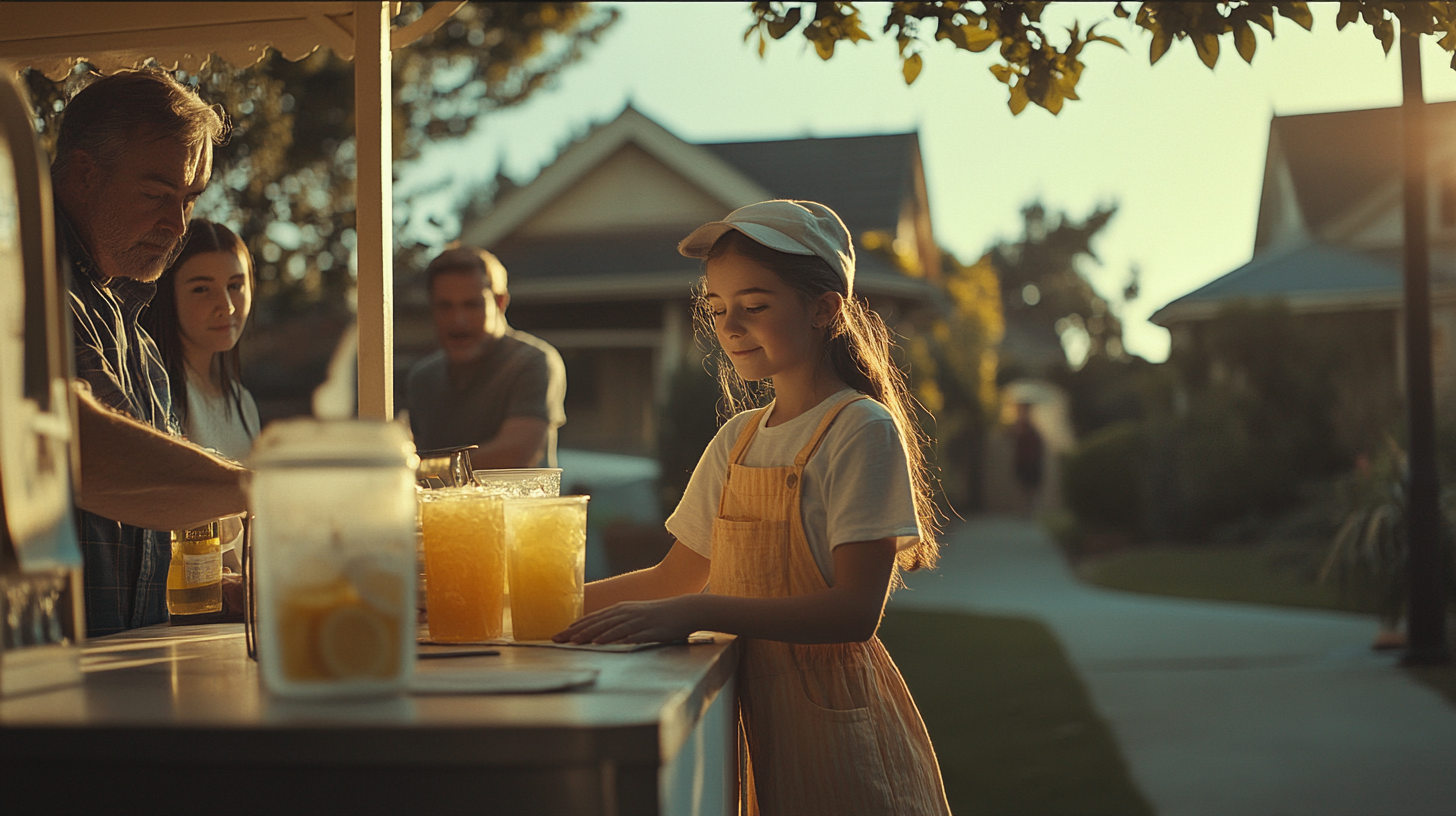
<box><xmin>397</xmin><ymin>2</ymin><xmax>1456</xmax><ymax>363</ymax></box>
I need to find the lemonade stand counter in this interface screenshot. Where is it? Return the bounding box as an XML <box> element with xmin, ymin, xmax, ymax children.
<box><xmin>0</xmin><ymin>623</ymin><xmax>741</xmax><ymax>816</ymax></box>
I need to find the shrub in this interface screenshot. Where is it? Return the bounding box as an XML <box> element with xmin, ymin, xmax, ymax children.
<box><xmin>1062</xmin><ymin>420</ymin><xmax>1144</xmax><ymax>532</ymax></box>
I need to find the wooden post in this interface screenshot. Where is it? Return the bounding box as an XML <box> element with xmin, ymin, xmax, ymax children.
<box><xmin>354</xmin><ymin>1</ymin><xmax>393</xmax><ymax>420</ymax></box>
<box><xmin>1399</xmin><ymin>28</ymin><xmax>1449</xmax><ymax>666</ymax></box>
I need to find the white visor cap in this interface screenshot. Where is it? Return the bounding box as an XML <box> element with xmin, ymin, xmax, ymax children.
<box><xmin>677</xmin><ymin>200</ymin><xmax>855</xmax><ymax>296</ymax></box>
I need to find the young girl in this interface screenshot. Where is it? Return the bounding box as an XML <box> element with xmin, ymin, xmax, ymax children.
<box><xmin>141</xmin><ymin>219</ymin><xmax>260</xmax><ymax>571</ymax></box>
<box><xmin>556</xmin><ymin>200</ymin><xmax>950</xmax><ymax>815</ymax></box>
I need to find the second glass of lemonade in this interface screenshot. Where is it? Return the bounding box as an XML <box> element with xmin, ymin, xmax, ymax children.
<box><xmin>420</xmin><ymin>487</ymin><xmax>506</xmax><ymax>642</ymax></box>
<box><xmin>504</xmin><ymin>495</ymin><xmax>589</xmax><ymax>641</ymax></box>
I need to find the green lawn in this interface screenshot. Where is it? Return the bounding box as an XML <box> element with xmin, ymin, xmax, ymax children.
<box><xmin>1073</xmin><ymin>542</ymin><xmax>1379</xmax><ymax>614</ymax></box>
<box><xmin>878</xmin><ymin>608</ymin><xmax>1153</xmax><ymax>816</ymax></box>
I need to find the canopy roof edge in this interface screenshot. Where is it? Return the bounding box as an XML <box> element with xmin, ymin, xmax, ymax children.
<box><xmin>0</xmin><ymin>1</ymin><xmax>465</xmax><ymax>78</ymax></box>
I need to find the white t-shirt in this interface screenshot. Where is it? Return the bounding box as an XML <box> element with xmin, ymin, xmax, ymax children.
<box><xmin>184</xmin><ymin>370</ymin><xmax>260</xmax><ymax>463</ymax></box>
<box><xmin>184</xmin><ymin>371</ymin><xmax>260</xmax><ymax>557</ymax></box>
<box><xmin>666</xmin><ymin>389</ymin><xmax>920</xmax><ymax>586</ymax></box>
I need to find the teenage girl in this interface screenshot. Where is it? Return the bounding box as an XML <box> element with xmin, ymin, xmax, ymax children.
<box><xmin>142</xmin><ymin>219</ymin><xmax>260</xmax><ymax>570</ymax></box>
<box><xmin>556</xmin><ymin>200</ymin><xmax>950</xmax><ymax>815</ymax></box>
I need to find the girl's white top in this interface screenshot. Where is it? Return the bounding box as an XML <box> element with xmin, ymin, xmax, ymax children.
<box><xmin>666</xmin><ymin>388</ymin><xmax>920</xmax><ymax>585</ymax></box>
<box><xmin>183</xmin><ymin>368</ymin><xmax>261</xmax><ymax>463</ymax></box>
<box><xmin>184</xmin><ymin>370</ymin><xmax>259</xmax><ymax>555</ymax></box>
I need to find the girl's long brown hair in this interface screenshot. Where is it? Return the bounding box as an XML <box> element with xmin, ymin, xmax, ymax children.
<box><xmin>140</xmin><ymin>219</ymin><xmax>255</xmax><ymax>439</ymax></box>
<box><xmin>698</xmin><ymin>231</ymin><xmax>940</xmax><ymax>581</ymax></box>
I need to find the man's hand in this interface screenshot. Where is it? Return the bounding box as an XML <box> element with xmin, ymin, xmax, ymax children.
<box><xmin>221</xmin><ymin>572</ymin><xmax>245</xmax><ymax>621</ymax></box>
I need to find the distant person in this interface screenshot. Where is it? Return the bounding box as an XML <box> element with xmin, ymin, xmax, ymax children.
<box><xmin>406</xmin><ymin>245</ymin><xmax>566</xmax><ymax>469</ymax></box>
<box><xmin>52</xmin><ymin>69</ymin><xmax>248</xmax><ymax>635</ymax></box>
<box><xmin>1012</xmin><ymin>401</ymin><xmax>1044</xmax><ymax>513</ymax></box>
<box><xmin>557</xmin><ymin>200</ymin><xmax>950</xmax><ymax>814</ymax></box>
<box><xmin>141</xmin><ymin>219</ymin><xmax>260</xmax><ymax>577</ymax></box>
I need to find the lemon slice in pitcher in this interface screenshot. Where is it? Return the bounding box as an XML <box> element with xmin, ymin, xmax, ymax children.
<box><xmin>318</xmin><ymin>605</ymin><xmax>395</xmax><ymax>679</ymax></box>
<box><xmin>345</xmin><ymin>560</ymin><xmax>405</xmax><ymax>615</ymax></box>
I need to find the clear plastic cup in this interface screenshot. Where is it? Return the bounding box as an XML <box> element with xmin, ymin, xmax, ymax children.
<box><xmin>503</xmin><ymin>495</ymin><xmax>589</xmax><ymax>641</ymax></box>
<box><xmin>419</xmin><ymin>487</ymin><xmax>506</xmax><ymax>642</ymax></box>
<box><xmin>474</xmin><ymin>468</ymin><xmax>561</xmax><ymax>498</ymax></box>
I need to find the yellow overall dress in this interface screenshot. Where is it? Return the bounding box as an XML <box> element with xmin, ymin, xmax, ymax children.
<box><xmin>708</xmin><ymin>394</ymin><xmax>951</xmax><ymax>816</ymax></box>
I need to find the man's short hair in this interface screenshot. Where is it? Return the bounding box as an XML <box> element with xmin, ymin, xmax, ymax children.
<box><xmin>52</xmin><ymin>70</ymin><xmax>229</xmax><ymax>182</ymax></box>
<box><xmin>426</xmin><ymin>245</ymin><xmax>508</xmax><ymax>296</ymax></box>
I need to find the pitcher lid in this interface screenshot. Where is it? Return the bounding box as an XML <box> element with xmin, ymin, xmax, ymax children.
<box><xmin>247</xmin><ymin>418</ymin><xmax>418</xmax><ymax>470</ymax></box>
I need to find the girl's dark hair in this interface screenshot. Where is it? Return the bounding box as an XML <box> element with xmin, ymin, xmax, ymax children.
<box><xmin>141</xmin><ymin>219</ymin><xmax>255</xmax><ymax>438</ymax></box>
<box><xmin>697</xmin><ymin>230</ymin><xmax>940</xmax><ymax>580</ymax></box>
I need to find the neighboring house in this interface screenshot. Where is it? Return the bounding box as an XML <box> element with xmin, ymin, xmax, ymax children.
<box><xmin>400</xmin><ymin>107</ymin><xmax>941</xmax><ymax>456</ymax></box>
<box><xmin>1151</xmin><ymin>101</ymin><xmax>1456</xmax><ymax>425</ymax></box>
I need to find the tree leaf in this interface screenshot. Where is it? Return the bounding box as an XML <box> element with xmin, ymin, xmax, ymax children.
<box><xmin>1008</xmin><ymin>82</ymin><xmax>1029</xmax><ymax>115</ymax></box>
<box><xmin>1275</xmin><ymin>2</ymin><xmax>1314</xmax><ymax>32</ymax></box>
<box><xmin>964</xmin><ymin>24</ymin><xmax>999</xmax><ymax>52</ymax></box>
<box><xmin>766</xmin><ymin>7</ymin><xmax>801</xmax><ymax>40</ymax></box>
<box><xmin>1043</xmin><ymin>85</ymin><xmax>1065</xmax><ymax>115</ymax></box>
<box><xmin>989</xmin><ymin>63</ymin><xmax>1015</xmax><ymax>83</ymax></box>
<box><xmin>945</xmin><ymin>21</ymin><xmax>969</xmax><ymax>49</ymax></box>
<box><xmin>812</xmin><ymin>33</ymin><xmax>836</xmax><ymax>60</ymax></box>
<box><xmin>1193</xmin><ymin>32</ymin><xmax>1219</xmax><ymax>69</ymax></box>
<box><xmin>1113</xmin><ymin>2</ymin><xmax>1130</xmax><ymax>19</ymax></box>
<box><xmin>1233</xmin><ymin>20</ymin><xmax>1257</xmax><ymax>63</ymax></box>
<box><xmin>1086</xmin><ymin>22</ymin><xmax>1124</xmax><ymax>51</ymax></box>
<box><xmin>1335</xmin><ymin>2</ymin><xmax>1360</xmax><ymax>30</ymax></box>
<box><xmin>1378</xmin><ymin>19</ymin><xmax>1394</xmax><ymax>54</ymax></box>
<box><xmin>1150</xmin><ymin>27</ymin><xmax>1173</xmax><ymax>64</ymax></box>
<box><xmin>902</xmin><ymin>52</ymin><xmax>923</xmax><ymax>85</ymax></box>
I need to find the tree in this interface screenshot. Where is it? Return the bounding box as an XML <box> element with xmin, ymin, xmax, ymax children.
<box><xmin>984</xmin><ymin>201</ymin><xmax>1122</xmax><ymax>380</ymax></box>
<box><xmin>746</xmin><ymin>2</ymin><xmax>1456</xmax><ymax>114</ymax></box>
<box><xmin>900</xmin><ymin>249</ymin><xmax>1004</xmax><ymax>512</ymax></box>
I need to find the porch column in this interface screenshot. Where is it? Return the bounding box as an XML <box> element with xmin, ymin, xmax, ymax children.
<box><xmin>354</xmin><ymin>0</ymin><xmax>393</xmax><ymax>420</ymax></box>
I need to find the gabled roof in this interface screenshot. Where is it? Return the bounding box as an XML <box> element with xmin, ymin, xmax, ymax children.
<box><xmin>1254</xmin><ymin>101</ymin><xmax>1456</xmax><ymax>251</ymax></box>
<box><xmin>1151</xmin><ymin>241</ymin><xmax>1456</xmax><ymax>325</ymax></box>
<box><xmin>700</xmin><ymin>133</ymin><xmax>920</xmax><ymax>239</ymax></box>
<box><xmin>0</xmin><ymin>2</ymin><xmax>462</xmax><ymax>77</ymax></box>
<box><xmin>472</xmin><ymin>108</ymin><xmax>937</xmax><ymax>303</ymax></box>
<box><xmin>460</xmin><ymin>106</ymin><xmax>773</xmax><ymax>249</ymax></box>
<box><xmin>493</xmin><ymin>230</ymin><xmax>932</xmax><ymax>301</ymax></box>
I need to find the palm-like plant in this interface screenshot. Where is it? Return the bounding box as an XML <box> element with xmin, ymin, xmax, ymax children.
<box><xmin>1321</xmin><ymin>437</ymin><xmax>1456</xmax><ymax>627</ymax></box>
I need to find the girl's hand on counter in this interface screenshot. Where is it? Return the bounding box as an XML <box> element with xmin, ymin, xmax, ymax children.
<box><xmin>554</xmin><ymin>595</ymin><xmax>700</xmax><ymax>645</ymax></box>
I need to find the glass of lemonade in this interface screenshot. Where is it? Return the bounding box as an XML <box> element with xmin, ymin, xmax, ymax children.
<box><xmin>503</xmin><ymin>495</ymin><xmax>589</xmax><ymax>641</ymax></box>
<box><xmin>419</xmin><ymin>487</ymin><xmax>505</xmax><ymax>642</ymax></box>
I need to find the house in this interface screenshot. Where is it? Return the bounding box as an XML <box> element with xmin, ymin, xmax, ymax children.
<box><xmin>400</xmin><ymin>107</ymin><xmax>941</xmax><ymax>457</ymax></box>
<box><xmin>1151</xmin><ymin>101</ymin><xmax>1456</xmax><ymax>436</ymax></box>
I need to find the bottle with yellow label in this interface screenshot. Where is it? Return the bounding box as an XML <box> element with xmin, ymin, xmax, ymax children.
<box><xmin>167</xmin><ymin>521</ymin><xmax>222</xmax><ymax>616</ymax></box>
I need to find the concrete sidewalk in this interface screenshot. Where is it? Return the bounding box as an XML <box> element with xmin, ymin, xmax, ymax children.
<box><xmin>891</xmin><ymin>516</ymin><xmax>1456</xmax><ymax>816</ymax></box>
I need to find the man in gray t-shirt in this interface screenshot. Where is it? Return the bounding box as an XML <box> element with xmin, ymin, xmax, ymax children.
<box><xmin>406</xmin><ymin>246</ymin><xmax>566</xmax><ymax>468</ymax></box>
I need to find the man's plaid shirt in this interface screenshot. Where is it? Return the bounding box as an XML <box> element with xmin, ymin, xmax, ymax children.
<box><xmin>63</xmin><ymin>212</ymin><xmax>180</xmax><ymax>637</ymax></box>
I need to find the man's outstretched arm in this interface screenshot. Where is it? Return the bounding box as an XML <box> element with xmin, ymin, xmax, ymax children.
<box><xmin>72</xmin><ymin>382</ymin><xmax>248</xmax><ymax>530</ymax></box>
